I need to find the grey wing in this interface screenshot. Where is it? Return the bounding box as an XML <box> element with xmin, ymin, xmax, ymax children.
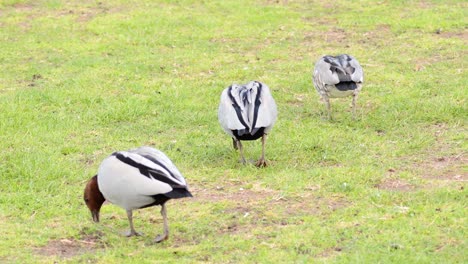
<box><xmin>314</xmin><ymin>57</ymin><xmax>340</xmax><ymax>85</ymax></box>
<box><xmin>347</xmin><ymin>56</ymin><xmax>364</xmax><ymax>83</ymax></box>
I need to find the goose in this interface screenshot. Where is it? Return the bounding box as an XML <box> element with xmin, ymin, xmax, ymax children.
<box><xmin>83</xmin><ymin>146</ymin><xmax>192</xmax><ymax>243</ymax></box>
<box><xmin>218</xmin><ymin>81</ymin><xmax>277</xmax><ymax>167</ymax></box>
<box><xmin>312</xmin><ymin>54</ymin><xmax>364</xmax><ymax>119</ymax></box>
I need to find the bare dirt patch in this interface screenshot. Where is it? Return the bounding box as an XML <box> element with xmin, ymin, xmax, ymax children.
<box><xmin>323</xmin><ymin>27</ymin><xmax>348</xmax><ymax>44</ymax></box>
<box><xmin>269</xmin><ymin>193</ymin><xmax>350</xmax><ymax>217</ymax></box>
<box><xmin>304</xmin><ymin>27</ymin><xmax>349</xmax><ymax>45</ymax></box>
<box><xmin>412</xmin><ymin>55</ymin><xmax>444</xmax><ymax>71</ymax></box>
<box><xmin>54</xmin><ymin>2</ymin><xmax>122</xmax><ymax>23</ymax></box>
<box><xmin>422</xmin><ymin>154</ymin><xmax>467</xmax><ymax>182</ymax></box>
<box><xmin>262</xmin><ymin>0</ymin><xmax>291</xmax><ymax>5</ymax></box>
<box><xmin>12</xmin><ymin>2</ymin><xmax>35</xmax><ymax>11</ymax></box>
<box><xmin>74</xmin><ymin>3</ymin><xmax>114</xmax><ymax>23</ymax></box>
<box><xmin>183</xmin><ymin>181</ymin><xmax>352</xmax><ymax>242</ymax></box>
<box><xmin>376</xmin><ymin>178</ymin><xmax>415</xmax><ymax>192</ymax></box>
<box><xmin>286</xmin><ymin>94</ymin><xmax>307</xmax><ymax>107</ymax></box>
<box><xmin>436</xmin><ymin>30</ymin><xmax>468</xmax><ymax>42</ymax></box>
<box><xmin>418</xmin><ymin>1</ymin><xmax>434</xmax><ymax>9</ymax></box>
<box><xmin>316</xmin><ymin>246</ymin><xmax>343</xmax><ymax>258</ymax></box>
<box><xmin>191</xmin><ymin>182</ymin><xmax>277</xmax><ymax>204</ymax></box>
<box><xmin>393</xmin><ymin>124</ymin><xmax>467</xmax><ymax>187</ymax></box>
<box><xmin>359</xmin><ymin>24</ymin><xmax>394</xmax><ymax>46</ymax></box>
<box><xmin>35</xmin><ymin>233</ymin><xmax>103</xmax><ymax>259</ymax></box>
<box><xmin>191</xmin><ymin>181</ymin><xmax>350</xmax><ymax>217</ymax></box>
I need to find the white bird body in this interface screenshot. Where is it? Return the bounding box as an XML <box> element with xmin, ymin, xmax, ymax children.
<box><xmin>98</xmin><ymin>154</ymin><xmax>170</xmax><ymax>210</ymax></box>
<box><xmin>84</xmin><ymin>146</ymin><xmax>192</xmax><ymax>243</ymax></box>
<box><xmin>312</xmin><ymin>54</ymin><xmax>364</xmax><ymax>119</ymax></box>
<box><xmin>218</xmin><ymin>81</ymin><xmax>277</xmax><ymax>140</ymax></box>
<box><xmin>218</xmin><ymin>81</ymin><xmax>277</xmax><ymax>167</ymax></box>
<box><xmin>98</xmin><ymin>147</ymin><xmax>189</xmax><ymax>210</ymax></box>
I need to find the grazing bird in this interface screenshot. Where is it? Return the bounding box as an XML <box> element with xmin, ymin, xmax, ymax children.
<box><xmin>312</xmin><ymin>54</ymin><xmax>364</xmax><ymax>119</ymax></box>
<box><xmin>83</xmin><ymin>146</ymin><xmax>192</xmax><ymax>243</ymax></box>
<box><xmin>218</xmin><ymin>81</ymin><xmax>277</xmax><ymax>167</ymax></box>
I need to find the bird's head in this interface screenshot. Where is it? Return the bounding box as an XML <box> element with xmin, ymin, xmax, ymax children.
<box><xmin>83</xmin><ymin>175</ymin><xmax>105</xmax><ymax>223</ymax></box>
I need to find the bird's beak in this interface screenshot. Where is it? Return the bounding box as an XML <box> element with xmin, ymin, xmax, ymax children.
<box><xmin>91</xmin><ymin>210</ymin><xmax>100</xmax><ymax>222</ymax></box>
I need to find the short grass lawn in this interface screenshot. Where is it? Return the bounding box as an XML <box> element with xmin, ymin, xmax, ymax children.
<box><xmin>0</xmin><ymin>0</ymin><xmax>466</xmax><ymax>263</ymax></box>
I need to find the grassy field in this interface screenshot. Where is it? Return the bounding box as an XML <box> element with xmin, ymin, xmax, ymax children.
<box><xmin>0</xmin><ymin>0</ymin><xmax>466</xmax><ymax>263</ymax></box>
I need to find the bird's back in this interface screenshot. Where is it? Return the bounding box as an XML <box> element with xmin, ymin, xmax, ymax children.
<box><xmin>97</xmin><ymin>147</ymin><xmax>191</xmax><ymax>210</ymax></box>
<box><xmin>218</xmin><ymin>81</ymin><xmax>277</xmax><ymax>139</ymax></box>
<box><xmin>313</xmin><ymin>54</ymin><xmax>363</xmax><ymax>97</ymax></box>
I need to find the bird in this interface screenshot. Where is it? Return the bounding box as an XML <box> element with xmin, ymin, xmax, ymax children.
<box><xmin>83</xmin><ymin>146</ymin><xmax>192</xmax><ymax>243</ymax></box>
<box><xmin>218</xmin><ymin>81</ymin><xmax>278</xmax><ymax>167</ymax></box>
<box><xmin>312</xmin><ymin>54</ymin><xmax>364</xmax><ymax>119</ymax></box>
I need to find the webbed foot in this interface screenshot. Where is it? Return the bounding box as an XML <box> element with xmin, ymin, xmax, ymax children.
<box><xmin>124</xmin><ymin>230</ymin><xmax>142</xmax><ymax>237</ymax></box>
<box><xmin>154</xmin><ymin>233</ymin><xmax>168</xmax><ymax>243</ymax></box>
<box><xmin>255</xmin><ymin>159</ymin><xmax>268</xmax><ymax>168</ymax></box>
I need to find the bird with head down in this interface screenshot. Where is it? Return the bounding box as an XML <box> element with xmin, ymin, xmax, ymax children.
<box><xmin>84</xmin><ymin>146</ymin><xmax>192</xmax><ymax>243</ymax></box>
<box><xmin>313</xmin><ymin>54</ymin><xmax>364</xmax><ymax>119</ymax></box>
<box><xmin>218</xmin><ymin>81</ymin><xmax>278</xmax><ymax>167</ymax></box>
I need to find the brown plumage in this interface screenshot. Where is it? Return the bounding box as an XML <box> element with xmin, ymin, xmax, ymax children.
<box><xmin>83</xmin><ymin>175</ymin><xmax>105</xmax><ymax>223</ymax></box>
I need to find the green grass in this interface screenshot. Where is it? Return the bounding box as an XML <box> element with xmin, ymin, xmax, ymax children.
<box><xmin>0</xmin><ymin>0</ymin><xmax>466</xmax><ymax>263</ymax></box>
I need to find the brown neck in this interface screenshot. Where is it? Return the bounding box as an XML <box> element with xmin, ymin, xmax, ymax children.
<box><xmin>84</xmin><ymin>175</ymin><xmax>105</xmax><ymax>211</ymax></box>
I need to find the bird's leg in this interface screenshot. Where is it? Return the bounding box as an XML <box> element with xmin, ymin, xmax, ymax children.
<box><xmin>351</xmin><ymin>93</ymin><xmax>358</xmax><ymax>119</ymax></box>
<box><xmin>232</xmin><ymin>137</ymin><xmax>238</xmax><ymax>150</ymax></box>
<box><xmin>325</xmin><ymin>97</ymin><xmax>332</xmax><ymax>120</ymax></box>
<box><xmin>255</xmin><ymin>134</ymin><xmax>268</xmax><ymax>167</ymax></box>
<box><xmin>124</xmin><ymin>210</ymin><xmax>141</xmax><ymax>237</ymax></box>
<box><xmin>237</xmin><ymin>140</ymin><xmax>247</xmax><ymax>164</ymax></box>
<box><xmin>154</xmin><ymin>204</ymin><xmax>169</xmax><ymax>243</ymax></box>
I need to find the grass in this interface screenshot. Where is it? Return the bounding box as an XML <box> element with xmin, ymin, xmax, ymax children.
<box><xmin>0</xmin><ymin>0</ymin><xmax>466</xmax><ymax>263</ymax></box>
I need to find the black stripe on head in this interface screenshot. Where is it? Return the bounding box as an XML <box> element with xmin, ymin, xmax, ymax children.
<box><xmin>227</xmin><ymin>86</ymin><xmax>249</xmax><ymax>130</ymax></box>
<box><xmin>113</xmin><ymin>153</ymin><xmax>182</xmax><ymax>187</ymax></box>
<box><xmin>251</xmin><ymin>81</ymin><xmax>263</xmax><ymax>131</ymax></box>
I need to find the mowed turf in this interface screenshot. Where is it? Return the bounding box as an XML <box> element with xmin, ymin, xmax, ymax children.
<box><xmin>0</xmin><ymin>0</ymin><xmax>466</xmax><ymax>263</ymax></box>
